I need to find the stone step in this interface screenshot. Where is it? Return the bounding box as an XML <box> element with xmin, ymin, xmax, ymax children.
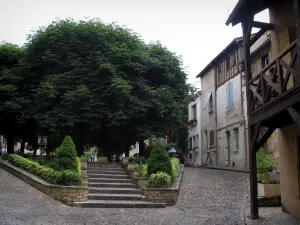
<box><xmin>87</xmin><ymin>164</ymin><xmax>122</xmax><ymax>168</ymax></box>
<box><xmin>88</xmin><ymin>174</ymin><xmax>129</xmax><ymax>179</ymax></box>
<box><xmin>87</xmin><ymin>169</ymin><xmax>127</xmax><ymax>175</ymax></box>
<box><xmin>88</xmin><ymin>187</ymin><xmax>142</xmax><ymax>194</ymax></box>
<box><xmin>73</xmin><ymin>200</ymin><xmax>166</xmax><ymax>208</ymax></box>
<box><xmin>88</xmin><ymin>167</ymin><xmax>125</xmax><ymax>171</ymax></box>
<box><xmin>88</xmin><ymin>178</ymin><xmax>132</xmax><ymax>183</ymax></box>
<box><xmin>88</xmin><ymin>182</ymin><xmax>136</xmax><ymax>188</ymax></box>
<box><xmin>88</xmin><ymin>193</ymin><xmax>146</xmax><ymax>201</ymax></box>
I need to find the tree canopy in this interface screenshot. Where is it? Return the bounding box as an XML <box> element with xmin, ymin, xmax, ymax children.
<box><xmin>0</xmin><ymin>18</ymin><xmax>191</xmax><ymax>156</ymax></box>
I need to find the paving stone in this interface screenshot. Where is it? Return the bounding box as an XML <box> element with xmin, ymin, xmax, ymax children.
<box><xmin>2</xmin><ymin>167</ymin><xmax>297</xmax><ymax>224</ymax></box>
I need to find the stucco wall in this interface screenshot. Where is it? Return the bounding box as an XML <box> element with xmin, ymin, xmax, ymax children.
<box><xmin>188</xmin><ymin>95</ymin><xmax>202</xmax><ymax>166</ymax></box>
<box><xmin>216</xmin><ymin>74</ymin><xmax>248</xmax><ymax>170</ymax></box>
<box><xmin>278</xmin><ymin>123</ymin><xmax>300</xmax><ymax>219</ymax></box>
<box><xmin>200</xmin><ymin>68</ymin><xmax>217</xmax><ymax>166</ymax></box>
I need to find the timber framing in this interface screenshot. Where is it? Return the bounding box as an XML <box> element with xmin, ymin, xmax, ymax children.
<box><xmin>227</xmin><ymin>0</ymin><xmax>300</xmax><ymax>220</ymax></box>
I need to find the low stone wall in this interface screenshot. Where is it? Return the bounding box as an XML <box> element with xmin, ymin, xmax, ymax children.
<box><xmin>142</xmin><ymin>164</ymin><xmax>184</xmax><ymax>206</ymax></box>
<box><xmin>0</xmin><ymin>160</ymin><xmax>88</xmax><ymax>206</ymax></box>
<box><xmin>124</xmin><ymin>163</ymin><xmax>185</xmax><ymax>206</ymax></box>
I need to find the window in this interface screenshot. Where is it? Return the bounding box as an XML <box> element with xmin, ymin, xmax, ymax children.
<box><xmin>226</xmin><ymin>82</ymin><xmax>234</xmax><ymax>110</ymax></box>
<box><xmin>235</xmin><ymin>128</ymin><xmax>239</xmax><ymax>151</ymax></box>
<box><xmin>196</xmin><ymin>134</ymin><xmax>199</xmax><ymax>148</ymax></box>
<box><xmin>193</xmin><ymin>136</ymin><xmax>196</xmax><ymax>149</ymax></box>
<box><xmin>261</xmin><ymin>54</ymin><xmax>269</xmax><ymax>69</ymax></box>
<box><xmin>191</xmin><ymin>104</ymin><xmax>197</xmax><ymax>120</ymax></box>
<box><xmin>189</xmin><ymin>137</ymin><xmax>192</xmax><ymax>150</ymax></box>
<box><xmin>208</xmin><ymin>94</ymin><xmax>213</xmax><ymax>113</ymax></box>
<box><xmin>209</xmin><ymin>130</ymin><xmax>215</xmax><ymax>147</ymax></box>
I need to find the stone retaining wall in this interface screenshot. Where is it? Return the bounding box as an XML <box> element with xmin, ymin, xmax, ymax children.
<box><xmin>0</xmin><ymin>160</ymin><xmax>88</xmax><ymax>206</ymax></box>
<box><xmin>124</xmin><ymin>163</ymin><xmax>185</xmax><ymax>206</ymax></box>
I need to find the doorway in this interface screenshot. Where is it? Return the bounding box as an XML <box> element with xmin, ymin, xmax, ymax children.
<box><xmin>226</xmin><ymin>131</ymin><xmax>231</xmax><ymax>166</ymax></box>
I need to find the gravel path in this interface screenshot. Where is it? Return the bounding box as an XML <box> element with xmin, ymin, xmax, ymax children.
<box><xmin>0</xmin><ymin>167</ymin><xmax>249</xmax><ymax>225</ymax></box>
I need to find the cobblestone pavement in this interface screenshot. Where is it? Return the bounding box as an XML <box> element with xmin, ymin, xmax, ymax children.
<box><xmin>0</xmin><ymin>167</ymin><xmax>249</xmax><ymax>225</ymax></box>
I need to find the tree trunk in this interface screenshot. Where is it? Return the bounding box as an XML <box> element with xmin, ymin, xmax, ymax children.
<box><xmin>20</xmin><ymin>140</ymin><xmax>25</xmax><ymax>153</ymax></box>
<box><xmin>6</xmin><ymin>134</ymin><xmax>15</xmax><ymax>154</ymax></box>
<box><xmin>139</xmin><ymin>140</ymin><xmax>145</xmax><ymax>157</ymax></box>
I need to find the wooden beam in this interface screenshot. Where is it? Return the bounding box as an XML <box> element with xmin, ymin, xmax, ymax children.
<box><xmin>293</xmin><ymin>0</ymin><xmax>300</xmax><ymax>67</ymax></box>
<box><xmin>251</xmin><ymin>21</ymin><xmax>274</xmax><ymax>30</ymax></box>
<box><xmin>251</xmin><ymin>87</ymin><xmax>300</xmax><ymax>126</ymax></box>
<box><xmin>242</xmin><ymin>14</ymin><xmax>259</xmax><ymax>219</ymax></box>
<box><xmin>250</xmin><ymin>28</ymin><xmax>267</xmax><ymax>47</ymax></box>
<box><xmin>253</xmin><ymin>126</ymin><xmax>276</xmax><ymax>152</ymax></box>
<box><xmin>287</xmin><ymin>106</ymin><xmax>300</xmax><ymax>130</ymax></box>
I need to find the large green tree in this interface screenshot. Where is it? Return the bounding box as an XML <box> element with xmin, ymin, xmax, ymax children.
<box><xmin>11</xmin><ymin>18</ymin><xmax>190</xmax><ymax>156</ymax></box>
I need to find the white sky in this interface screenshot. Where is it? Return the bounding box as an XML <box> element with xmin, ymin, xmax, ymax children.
<box><xmin>0</xmin><ymin>0</ymin><xmax>269</xmax><ymax>89</ymax></box>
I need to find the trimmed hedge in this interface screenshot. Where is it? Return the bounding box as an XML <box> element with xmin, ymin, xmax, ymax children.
<box><xmin>6</xmin><ymin>154</ymin><xmax>82</xmax><ymax>186</ymax></box>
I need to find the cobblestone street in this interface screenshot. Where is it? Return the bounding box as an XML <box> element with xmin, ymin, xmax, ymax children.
<box><xmin>0</xmin><ymin>167</ymin><xmax>249</xmax><ymax>225</ymax></box>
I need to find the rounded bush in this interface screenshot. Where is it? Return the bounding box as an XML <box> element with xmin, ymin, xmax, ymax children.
<box><xmin>147</xmin><ymin>141</ymin><xmax>172</xmax><ymax>176</ymax></box>
<box><xmin>56</xmin><ymin>136</ymin><xmax>77</xmax><ymax>160</ymax></box>
<box><xmin>148</xmin><ymin>172</ymin><xmax>172</xmax><ymax>188</ymax></box>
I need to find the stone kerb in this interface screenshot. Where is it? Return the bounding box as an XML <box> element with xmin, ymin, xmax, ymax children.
<box><xmin>0</xmin><ymin>159</ymin><xmax>88</xmax><ymax>206</ymax></box>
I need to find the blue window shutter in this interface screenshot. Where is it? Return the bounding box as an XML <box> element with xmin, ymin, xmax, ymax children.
<box><xmin>230</xmin><ymin>82</ymin><xmax>233</xmax><ymax>109</ymax></box>
<box><xmin>226</xmin><ymin>83</ymin><xmax>229</xmax><ymax>109</ymax></box>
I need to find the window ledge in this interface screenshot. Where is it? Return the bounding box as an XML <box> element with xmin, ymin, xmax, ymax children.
<box><xmin>208</xmin><ymin>145</ymin><xmax>215</xmax><ymax>148</ymax></box>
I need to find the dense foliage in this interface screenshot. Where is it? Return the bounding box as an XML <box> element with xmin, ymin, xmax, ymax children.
<box><xmin>0</xmin><ymin>18</ymin><xmax>192</xmax><ymax>157</ymax></box>
<box><xmin>256</xmin><ymin>148</ymin><xmax>274</xmax><ymax>174</ymax></box>
<box><xmin>147</xmin><ymin>141</ymin><xmax>172</xmax><ymax>176</ymax></box>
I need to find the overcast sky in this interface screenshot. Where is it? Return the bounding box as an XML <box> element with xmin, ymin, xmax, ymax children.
<box><xmin>0</xmin><ymin>0</ymin><xmax>269</xmax><ymax>89</ymax></box>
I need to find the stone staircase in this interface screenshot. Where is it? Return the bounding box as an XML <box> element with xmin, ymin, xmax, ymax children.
<box><xmin>74</xmin><ymin>163</ymin><xmax>166</xmax><ymax>208</ymax></box>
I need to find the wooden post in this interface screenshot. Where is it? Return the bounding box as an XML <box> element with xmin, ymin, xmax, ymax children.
<box><xmin>242</xmin><ymin>15</ymin><xmax>259</xmax><ymax>219</ymax></box>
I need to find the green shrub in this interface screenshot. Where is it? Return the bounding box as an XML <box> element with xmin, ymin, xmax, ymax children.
<box><xmin>170</xmin><ymin>157</ymin><xmax>179</xmax><ymax>181</ymax></box>
<box><xmin>55</xmin><ymin>170</ymin><xmax>82</xmax><ymax>186</ymax></box>
<box><xmin>56</xmin><ymin>157</ymin><xmax>77</xmax><ymax>171</ymax></box>
<box><xmin>56</xmin><ymin>136</ymin><xmax>77</xmax><ymax>160</ymax></box>
<box><xmin>147</xmin><ymin>141</ymin><xmax>172</xmax><ymax>176</ymax></box>
<box><xmin>97</xmin><ymin>157</ymin><xmax>108</xmax><ymax>163</ymax></box>
<box><xmin>135</xmin><ymin>156</ymin><xmax>146</xmax><ymax>165</ymax></box>
<box><xmin>139</xmin><ymin>164</ymin><xmax>147</xmax><ymax>177</ymax></box>
<box><xmin>148</xmin><ymin>172</ymin><xmax>172</xmax><ymax>188</ymax></box>
<box><xmin>1</xmin><ymin>153</ymin><xmax>9</xmax><ymax>160</ymax></box>
<box><xmin>128</xmin><ymin>156</ymin><xmax>136</xmax><ymax>163</ymax></box>
<box><xmin>256</xmin><ymin>148</ymin><xmax>274</xmax><ymax>175</ymax></box>
<box><xmin>84</xmin><ymin>152</ymin><xmax>90</xmax><ymax>157</ymax></box>
<box><xmin>8</xmin><ymin>154</ymin><xmax>82</xmax><ymax>186</ymax></box>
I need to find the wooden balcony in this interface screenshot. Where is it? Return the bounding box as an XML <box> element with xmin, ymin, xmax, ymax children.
<box><xmin>249</xmin><ymin>40</ymin><xmax>300</xmax><ymax>128</ymax></box>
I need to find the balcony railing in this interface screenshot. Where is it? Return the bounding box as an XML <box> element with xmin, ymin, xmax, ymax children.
<box><xmin>249</xmin><ymin>40</ymin><xmax>299</xmax><ymax>114</ymax></box>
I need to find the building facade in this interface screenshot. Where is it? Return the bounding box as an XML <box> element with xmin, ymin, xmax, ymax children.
<box><xmin>198</xmin><ymin>69</ymin><xmax>217</xmax><ymax>166</ymax></box>
<box><xmin>187</xmin><ymin>92</ymin><xmax>202</xmax><ymax>166</ymax></box>
<box><xmin>197</xmin><ymin>33</ymin><xmax>273</xmax><ymax>171</ymax></box>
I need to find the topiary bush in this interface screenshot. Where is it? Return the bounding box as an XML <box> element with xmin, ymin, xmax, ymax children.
<box><xmin>56</xmin><ymin>136</ymin><xmax>77</xmax><ymax>160</ymax></box>
<box><xmin>147</xmin><ymin>141</ymin><xmax>172</xmax><ymax>176</ymax></box>
<box><xmin>148</xmin><ymin>172</ymin><xmax>172</xmax><ymax>188</ymax></box>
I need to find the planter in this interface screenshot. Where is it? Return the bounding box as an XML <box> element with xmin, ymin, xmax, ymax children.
<box><xmin>122</xmin><ymin>157</ymin><xmax>129</xmax><ymax>165</ymax></box>
<box><xmin>258</xmin><ymin>183</ymin><xmax>281</xmax><ymax>198</ymax></box>
<box><xmin>132</xmin><ymin>176</ymin><xmax>149</xmax><ymax>189</ymax></box>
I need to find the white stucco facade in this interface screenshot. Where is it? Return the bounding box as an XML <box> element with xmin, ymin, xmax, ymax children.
<box><xmin>200</xmin><ymin>68</ymin><xmax>217</xmax><ymax>166</ymax></box>
<box><xmin>187</xmin><ymin>93</ymin><xmax>202</xmax><ymax>166</ymax></box>
<box><xmin>216</xmin><ymin>73</ymin><xmax>248</xmax><ymax>170</ymax></box>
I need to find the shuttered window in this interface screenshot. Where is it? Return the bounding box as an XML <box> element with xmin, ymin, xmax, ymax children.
<box><xmin>227</xmin><ymin>82</ymin><xmax>234</xmax><ymax>110</ymax></box>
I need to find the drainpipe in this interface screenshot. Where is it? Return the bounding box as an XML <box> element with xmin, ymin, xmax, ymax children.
<box><xmin>214</xmin><ymin>67</ymin><xmax>218</xmax><ymax>166</ymax></box>
<box><xmin>236</xmin><ymin>40</ymin><xmax>248</xmax><ymax>170</ymax></box>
